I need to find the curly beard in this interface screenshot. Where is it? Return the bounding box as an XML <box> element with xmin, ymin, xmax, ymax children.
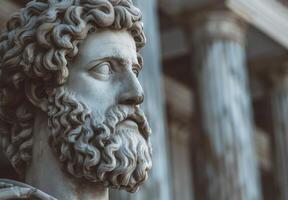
<box><xmin>47</xmin><ymin>87</ymin><xmax>152</xmax><ymax>192</ymax></box>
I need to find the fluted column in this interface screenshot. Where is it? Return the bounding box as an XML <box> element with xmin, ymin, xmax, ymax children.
<box><xmin>269</xmin><ymin>66</ymin><xmax>288</xmax><ymax>200</ymax></box>
<box><xmin>191</xmin><ymin>11</ymin><xmax>262</xmax><ymax>200</ymax></box>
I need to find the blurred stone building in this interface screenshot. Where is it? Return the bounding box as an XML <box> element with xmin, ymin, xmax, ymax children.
<box><xmin>1</xmin><ymin>0</ymin><xmax>288</xmax><ymax>200</ymax></box>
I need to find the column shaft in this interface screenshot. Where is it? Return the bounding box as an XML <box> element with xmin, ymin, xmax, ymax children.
<box><xmin>192</xmin><ymin>11</ymin><xmax>262</xmax><ymax>200</ymax></box>
<box><xmin>271</xmin><ymin>75</ymin><xmax>288</xmax><ymax>200</ymax></box>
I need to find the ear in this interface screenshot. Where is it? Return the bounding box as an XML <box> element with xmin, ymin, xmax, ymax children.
<box><xmin>25</xmin><ymin>81</ymin><xmax>49</xmax><ymax>112</ymax></box>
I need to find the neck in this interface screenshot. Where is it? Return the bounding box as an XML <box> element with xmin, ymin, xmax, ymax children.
<box><xmin>25</xmin><ymin>110</ymin><xmax>109</xmax><ymax>200</ymax></box>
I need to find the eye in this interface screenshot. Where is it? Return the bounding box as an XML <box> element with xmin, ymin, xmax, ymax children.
<box><xmin>132</xmin><ymin>67</ymin><xmax>140</xmax><ymax>77</ymax></box>
<box><xmin>89</xmin><ymin>62</ymin><xmax>112</xmax><ymax>80</ymax></box>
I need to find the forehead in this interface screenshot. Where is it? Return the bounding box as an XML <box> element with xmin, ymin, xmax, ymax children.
<box><xmin>77</xmin><ymin>29</ymin><xmax>138</xmax><ymax>64</ymax></box>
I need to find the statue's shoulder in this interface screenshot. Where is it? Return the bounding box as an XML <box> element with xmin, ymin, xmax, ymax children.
<box><xmin>0</xmin><ymin>179</ymin><xmax>57</xmax><ymax>200</ymax></box>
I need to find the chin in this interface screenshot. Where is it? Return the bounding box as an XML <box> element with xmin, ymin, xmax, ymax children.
<box><xmin>96</xmin><ymin>124</ymin><xmax>152</xmax><ymax>192</ymax></box>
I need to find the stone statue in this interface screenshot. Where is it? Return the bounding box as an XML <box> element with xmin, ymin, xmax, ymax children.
<box><xmin>0</xmin><ymin>0</ymin><xmax>152</xmax><ymax>199</ymax></box>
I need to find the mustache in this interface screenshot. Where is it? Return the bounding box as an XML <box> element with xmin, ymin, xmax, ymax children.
<box><xmin>103</xmin><ymin>105</ymin><xmax>151</xmax><ymax>139</ymax></box>
<box><xmin>92</xmin><ymin>105</ymin><xmax>152</xmax><ymax>151</ymax></box>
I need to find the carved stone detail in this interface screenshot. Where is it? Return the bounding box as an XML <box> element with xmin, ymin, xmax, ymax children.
<box><xmin>0</xmin><ymin>0</ymin><xmax>152</xmax><ymax>199</ymax></box>
<box><xmin>0</xmin><ymin>179</ymin><xmax>57</xmax><ymax>200</ymax></box>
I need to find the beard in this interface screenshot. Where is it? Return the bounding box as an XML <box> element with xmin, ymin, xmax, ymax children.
<box><xmin>46</xmin><ymin>87</ymin><xmax>152</xmax><ymax>192</ymax></box>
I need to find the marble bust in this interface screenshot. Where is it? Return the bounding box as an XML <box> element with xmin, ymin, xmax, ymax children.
<box><xmin>0</xmin><ymin>0</ymin><xmax>152</xmax><ymax>199</ymax></box>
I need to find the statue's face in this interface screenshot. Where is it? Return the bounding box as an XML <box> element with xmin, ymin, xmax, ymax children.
<box><xmin>67</xmin><ymin>30</ymin><xmax>144</xmax><ymax>117</ymax></box>
<box><xmin>47</xmin><ymin>29</ymin><xmax>152</xmax><ymax>192</ymax></box>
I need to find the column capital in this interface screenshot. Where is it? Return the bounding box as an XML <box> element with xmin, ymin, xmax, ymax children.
<box><xmin>191</xmin><ymin>11</ymin><xmax>247</xmax><ymax>45</ymax></box>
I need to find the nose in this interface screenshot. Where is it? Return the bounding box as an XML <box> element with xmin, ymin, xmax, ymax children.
<box><xmin>118</xmin><ymin>73</ymin><xmax>144</xmax><ymax>106</ymax></box>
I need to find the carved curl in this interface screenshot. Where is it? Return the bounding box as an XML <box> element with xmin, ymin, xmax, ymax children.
<box><xmin>0</xmin><ymin>179</ymin><xmax>57</xmax><ymax>200</ymax></box>
<box><xmin>0</xmin><ymin>0</ymin><xmax>146</xmax><ymax>174</ymax></box>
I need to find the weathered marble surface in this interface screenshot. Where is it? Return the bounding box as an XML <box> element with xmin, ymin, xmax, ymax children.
<box><xmin>0</xmin><ymin>0</ymin><xmax>152</xmax><ymax>200</ymax></box>
<box><xmin>269</xmin><ymin>67</ymin><xmax>288</xmax><ymax>200</ymax></box>
<box><xmin>0</xmin><ymin>179</ymin><xmax>57</xmax><ymax>200</ymax></box>
<box><xmin>191</xmin><ymin>11</ymin><xmax>262</xmax><ymax>200</ymax></box>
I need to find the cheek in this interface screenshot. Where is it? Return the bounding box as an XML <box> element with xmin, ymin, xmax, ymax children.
<box><xmin>66</xmin><ymin>71</ymin><xmax>118</xmax><ymax>113</ymax></box>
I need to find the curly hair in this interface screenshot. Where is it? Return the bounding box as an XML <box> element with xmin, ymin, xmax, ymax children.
<box><xmin>0</xmin><ymin>0</ymin><xmax>146</xmax><ymax>174</ymax></box>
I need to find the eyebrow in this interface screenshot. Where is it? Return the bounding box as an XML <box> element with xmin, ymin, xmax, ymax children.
<box><xmin>89</xmin><ymin>55</ymin><xmax>142</xmax><ymax>69</ymax></box>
